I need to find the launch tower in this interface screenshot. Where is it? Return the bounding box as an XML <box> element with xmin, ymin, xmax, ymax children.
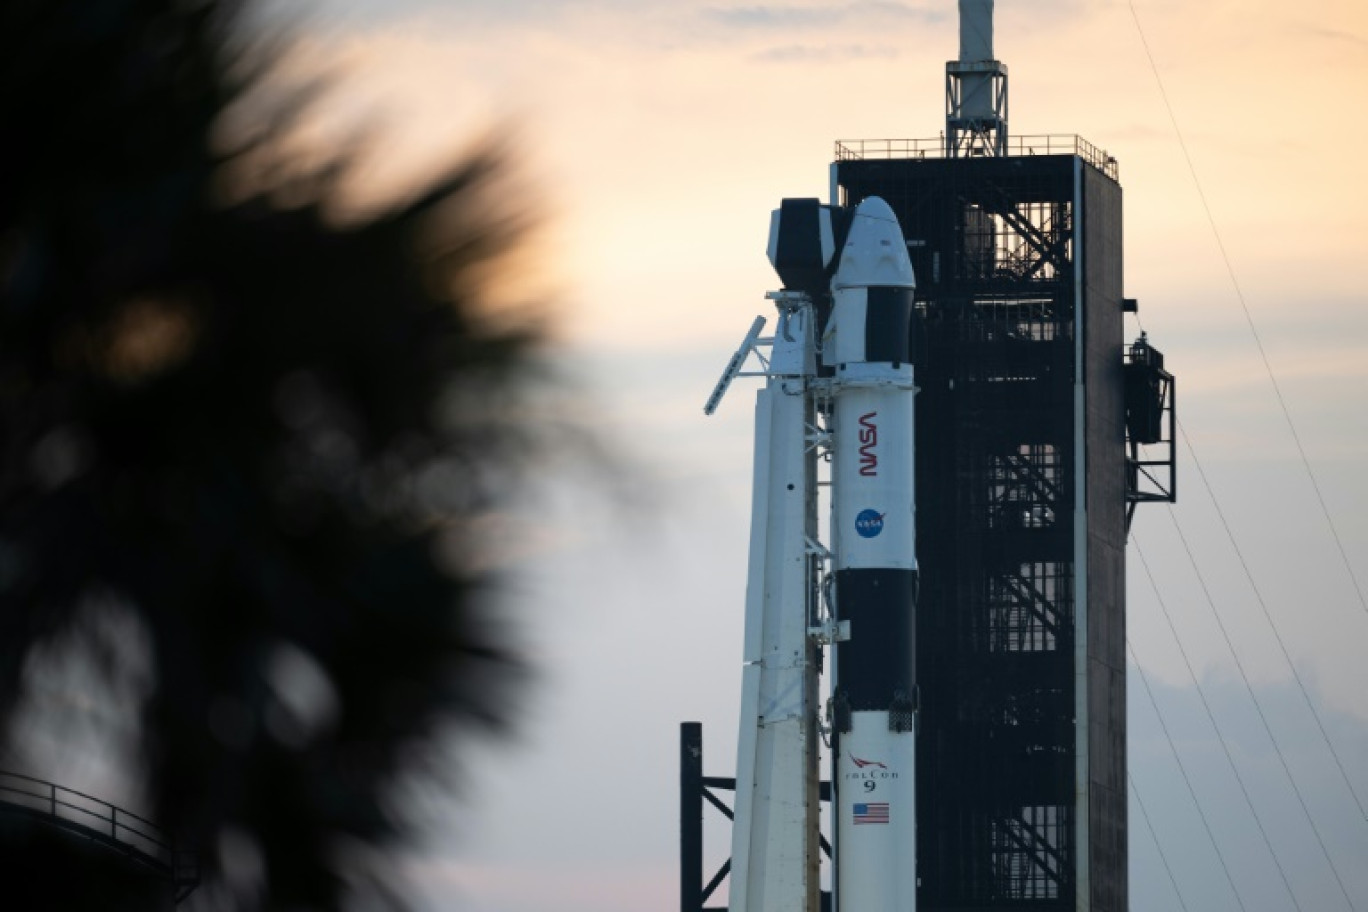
<box><xmin>837</xmin><ymin>119</ymin><xmax>1131</xmax><ymax>912</ymax></box>
<box><xmin>684</xmin><ymin>2</ymin><xmax>1177</xmax><ymax>911</ymax></box>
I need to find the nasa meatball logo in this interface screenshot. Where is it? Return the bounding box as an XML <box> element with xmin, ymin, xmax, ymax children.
<box><xmin>855</xmin><ymin>509</ymin><xmax>885</xmax><ymax>538</ymax></box>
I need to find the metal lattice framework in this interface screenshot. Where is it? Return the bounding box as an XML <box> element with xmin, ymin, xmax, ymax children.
<box><xmin>680</xmin><ymin>724</ymin><xmax>834</xmax><ymax>912</ymax></box>
<box><xmin>838</xmin><ymin>150</ymin><xmax>1130</xmax><ymax>911</ymax></box>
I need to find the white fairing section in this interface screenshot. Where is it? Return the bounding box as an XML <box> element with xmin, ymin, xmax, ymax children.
<box><xmin>828</xmin><ymin>196</ymin><xmax>917</xmax><ymax>573</ymax></box>
<box><xmin>832</xmin><ymin>198</ymin><xmax>915</xmax><ymax>291</ymax></box>
<box><xmin>837</xmin><ymin>713</ymin><xmax>917</xmax><ymax>912</ymax></box>
<box><xmin>826</xmin><ymin>288</ymin><xmax>869</xmax><ymax>366</ymax></box>
<box><xmin>833</xmin><ymin>378</ymin><xmax>915</xmax><ymax>571</ymax></box>
<box><xmin>825</xmin><ymin>198</ymin><xmax>915</xmax><ymax>367</ymax></box>
<box><xmin>731</xmin><ymin>304</ymin><xmax>818</xmax><ymax>912</ymax></box>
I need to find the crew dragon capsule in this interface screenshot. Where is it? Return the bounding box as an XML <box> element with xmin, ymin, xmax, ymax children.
<box><xmin>710</xmin><ymin>195</ymin><xmax>919</xmax><ymax>912</ymax></box>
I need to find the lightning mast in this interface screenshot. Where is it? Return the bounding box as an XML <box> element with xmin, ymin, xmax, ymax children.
<box><xmin>946</xmin><ymin>0</ymin><xmax>1007</xmax><ymax>157</ymax></box>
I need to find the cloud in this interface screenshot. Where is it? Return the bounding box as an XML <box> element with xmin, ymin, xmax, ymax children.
<box><xmin>1302</xmin><ymin>24</ymin><xmax>1368</xmax><ymax>49</ymax></box>
<box><xmin>403</xmin><ymin>858</ymin><xmax>677</xmax><ymax>912</ymax></box>
<box><xmin>707</xmin><ymin>1</ymin><xmax>944</xmax><ymax>31</ymax></box>
<box><xmin>264</xmin><ymin>0</ymin><xmax>684</xmax><ymax>44</ymax></box>
<box><xmin>753</xmin><ymin>42</ymin><xmax>902</xmax><ymax>62</ymax></box>
<box><xmin>1126</xmin><ymin>672</ymin><xmax>1368</xmax><ymax>909</ymax></box>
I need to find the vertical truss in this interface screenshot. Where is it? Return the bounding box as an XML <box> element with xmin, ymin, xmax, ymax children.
<box><xmin>679</xmin><ymin>723</ymin><xmax>834</xmax><ymax>912</ymax></box>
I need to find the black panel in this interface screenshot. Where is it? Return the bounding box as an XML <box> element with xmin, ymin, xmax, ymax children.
<box><xmin>866</xmin><ymin>287</ymin><xmax>914</xmax><ymax>364</ymax></box>
<box><xmin>835</xmin><ymin>568</ymin><xmax>918</xmax><ymax>712</ymax></box>
<box><xmin>773</xmin><ymin>198</ymin><xmax>829</xmax><ymax>297</ymax></box>
<box><xmin>1124</xmin><ymin>353</ymin><xmax>1166</xmax><ymax>443</ymax></box>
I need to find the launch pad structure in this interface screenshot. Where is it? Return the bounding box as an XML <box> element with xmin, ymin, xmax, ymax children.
<box><xmin>838</xmin><ymin>137</ymin><xmax>1130</xmax><ymax>912</ymax></box>
<box><xmin>684</xmin><ymin>3</ymin><xmax>1177</xmax><ymax>910</ymax></box>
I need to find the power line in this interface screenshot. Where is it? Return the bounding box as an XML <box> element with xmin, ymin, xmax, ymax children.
<box><xmin>1132</xmin><ymin>535</ymin><xmax>1302</xmax><ymax>911</ymax></box>
<box><xmin>1162</xmin><ymin>504</ymin><xmax>1357</xmax><ymax>910</ymax></box>
<box><xmin>1177</xmin><ymin>419</ymin><xmax>1368</xmax><ymax>827</ymax></box>
<box><xmin>1125</xmin><ymin>0</ymin><xmax>1368</xmax><ymax>619</ymax></box>
<box><xmin>1125</xmin><ymin>613</ymin><xmax>1247</xmax><ymax>912</ymax></box>
<box><xmin>1128</xmin><ymin>770</ymin><xmax>1193</xmax><ymax>912</ymax></box>
<box><xmin>1122</xmin><ymin>4</ymin><xmax>1367</xmax><ymax>900</ymax></box>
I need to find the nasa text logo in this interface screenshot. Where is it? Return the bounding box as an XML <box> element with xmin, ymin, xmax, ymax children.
<box><xmin>855</xmin><ymin>509</ymin><xmax>885</xmax><ymax>538</ymax></box>
<box><xmin>858</xmin><ymin>412</ymin><xmax>879</xmax><ymax>476</ymax></box>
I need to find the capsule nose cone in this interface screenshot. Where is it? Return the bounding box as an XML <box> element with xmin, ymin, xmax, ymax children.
<box><xmin>832</xmin><ymin>197</ymin><xmax>915</xmax><ymax>291</ymax></box>
<box><xmin>851</xmin><ymin>196</ymin><xmax>900</xmax><ymax>226</ymax></box>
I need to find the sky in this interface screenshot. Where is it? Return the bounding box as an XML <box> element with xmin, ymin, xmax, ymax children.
<box><xmin>238</xmin><ymin>1</ymin><xmax>1368</xmax><ymax>909</ymax></box>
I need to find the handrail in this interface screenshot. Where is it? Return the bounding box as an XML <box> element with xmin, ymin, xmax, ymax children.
<box><xmin>0</xmin><ymin>770</ymin><xmax>199</xmax><ymax>900</ymax></box>
<box><xmin>834</xmin><ymin>134</ymin><xmax>1119</xmax><ymax>181</ymax></box>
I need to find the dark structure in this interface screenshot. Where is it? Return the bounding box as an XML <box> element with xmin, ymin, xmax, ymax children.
<box><xmin>679</xmin><ymin>723</ymin><xmax>835</xmax><ymax>912</ymax></box>
<box><xmin>0</xmin><ymin>772</ymin><xmax>199</xmax><ymax>909</ymax></box>
<box><xmin>832</xmin><ymin>134</ymin><xmax>1167</xmax><ymax>912</ymax></box>
<box><xmin>680</xmin><ymin>722</ymin><xmax>736</xmax><ymax>912</ymax></box>
<box><xmin>683</xmin><ymin>8</ymin><xmax>1177</xmax><ymax>904</ymax></box>
<box><xmin>680</xmin><ymin>138</ymin><xmax>1176</xmax><ymax>911</ymax></box>
<box><xmin>681</xmin><ymin>135</ymin><xmax>1174</xmax><ymax>912</ymax></box>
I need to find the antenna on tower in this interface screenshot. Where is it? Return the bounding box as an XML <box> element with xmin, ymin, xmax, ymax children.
<box><xmin>946</xmin><ymin>0</ymin><xmax>1007</xmax><ymax>157</ymax></box>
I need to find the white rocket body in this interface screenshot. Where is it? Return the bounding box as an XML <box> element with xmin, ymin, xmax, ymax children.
<box><xmin>715</xmin><ymin>195</ymin><xmax>918</xmax><ymax>912</ymax></box>
<box><xmin>825</xmin><ymin>198</ymin><xmax>919</xmax><ymax>912</ymax></box>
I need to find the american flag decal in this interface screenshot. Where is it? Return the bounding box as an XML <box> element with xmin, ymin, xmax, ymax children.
<box><xmin>853</xmin><ymin>802</ymin><xmax>890</xmax><ymax>825</ymax></box>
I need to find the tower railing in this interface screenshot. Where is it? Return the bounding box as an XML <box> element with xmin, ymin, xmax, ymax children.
<box><xmin>0</xmin><ymin>770</ymin><xmax>200</xmax><ymax>901</ymax></box>
<box><xmin>834</xmin><ymin>135</ymin><xmax>1119</xmax><ymax>181</ymax></box>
